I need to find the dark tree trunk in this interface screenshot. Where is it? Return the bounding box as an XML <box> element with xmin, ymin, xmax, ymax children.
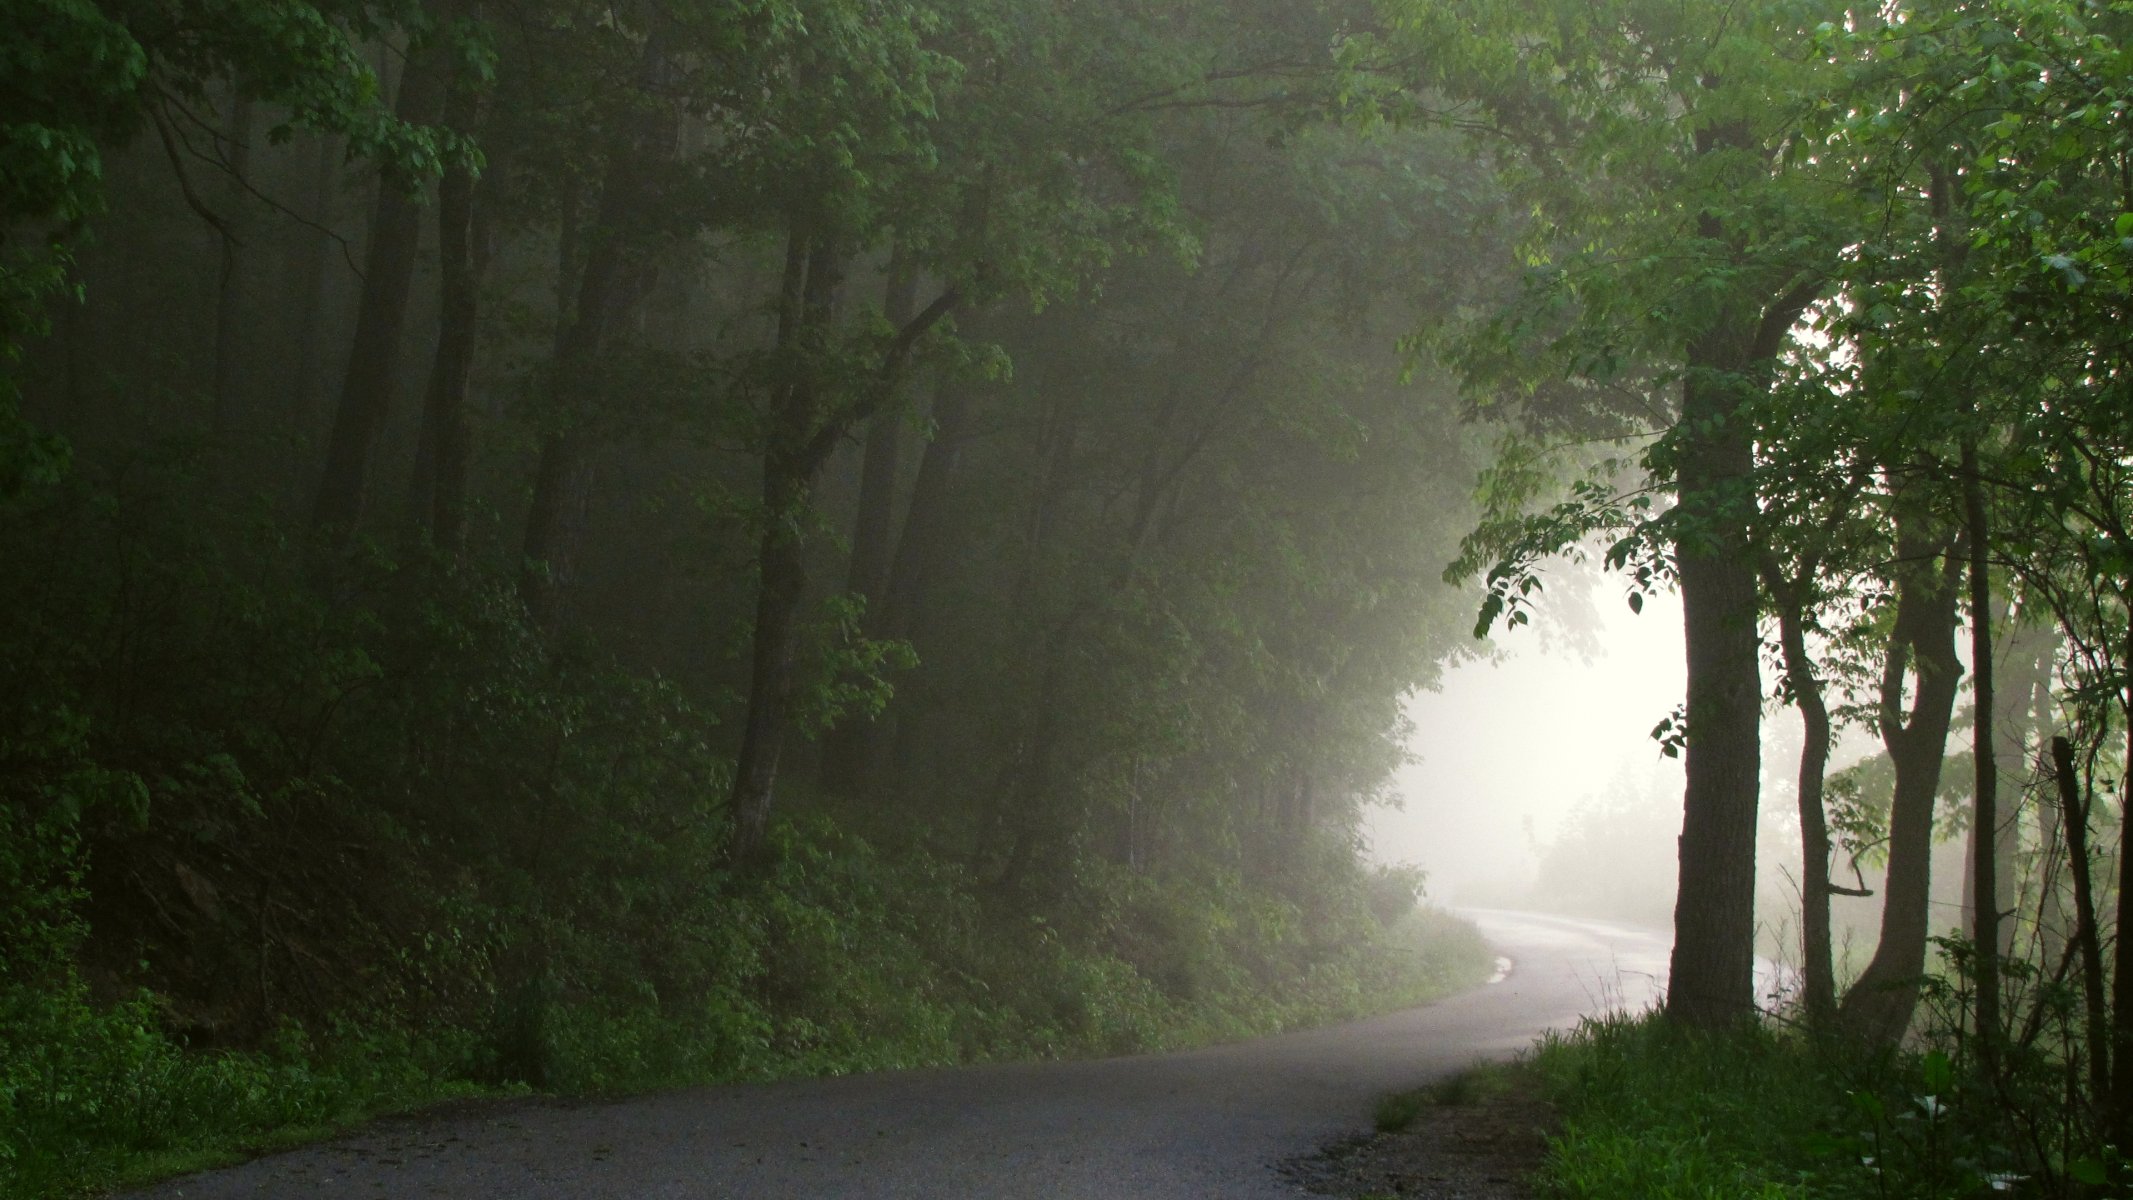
<box><xmin>1963</xmin><ymin>441</ymin><xmax>2000</xmax><ymax>1064</ymax></box>
<box><xmin>1659</xmin><ymin>138</ymin><xmax>1823</xmax><ymax>1025</ymax></box>
<box><xmin>288</xmin><ymin>134</ymin><xmax>340</xmax><ymax>438</ymax></box>
<box><xmin>725</xmin><ymin>229</ymin><xmax>958</xmax><ymax>865</ymax></box>
<box><xmin>882</xmin><ymin>386</ymin><xmax>972</xmax><ymax>772</ymax></box>
<box><xmin>1664</xmin><ymin>322</ymin><xmax>1766</xmax><ymax>1031</ymax></box>
<box><xmin>845</xmin><ymin>249</ymin><xmax>919</xmax><ymax>604</ymax></box>
<box><xmin>211</xmin><ymin>94</ymin><xmax>254</xmax><ymax>435</ymax></box>
<box><xmin>1966</xmin><ymin>605</ymin><xmax>2035</xmax><ymax>957</ymax></box>
<box><xmin>881</xmin><ymin>387</ymin><xmax>970</xmax><ymax>644</ymax></box>
<box><xmin>728</xmin><ymin>450</ymin><xmax>819</xmax><ymax>864</ymax></box>
<box><xmin>1838</xmin><ymin>513</ymin><xmax>1964</xmax><ymax>1045</ymax></box>
<box><xmin>1769</xmin><ymin>581</ymin><xmax>1838</xmax><ymax>1028</ymax></box>
<box><xmin>819</xmin><ymin>251</ymin><xmax>920</xmax><ymax>795</ymax></box>
<box><xmin>310</xmin><ymin>47</ymin><xmax>450</xmax><ymax>538</ymax></box>
<box><xmin>2113</xmin><ymin>610</ymin><xmax>2133</xmax><ymax>1133</ymax></box>
<box><xmin>518</xmin><ymin>26</ymin><xmax>675</xmax><ymax>625</ymax></box>
<box><xmin>2051</xmin><ymin>734</ymin><xmax>2109</xmax><ymax>1099</ymax></box>
<box><xmin>407</xmin><ymin>65</ymin><xmax>488</xmax><ymax>557</ymax></box>
<box><xmin>728</xmin><ymin>231</ymin><xmax>848</xmax><ymax>866</ymax></box>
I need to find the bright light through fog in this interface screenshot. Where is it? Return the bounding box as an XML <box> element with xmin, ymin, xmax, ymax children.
<box><xmin>1371</xmin><ymin>582</ymin><xmax>1689</xmax><ymax>906</ymax></box>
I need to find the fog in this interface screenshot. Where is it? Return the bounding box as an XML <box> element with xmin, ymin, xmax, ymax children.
<box><xmin>1372</xmin><ymin>579</ymin><xmax>1689</xmax><ymax>910</ymax></box>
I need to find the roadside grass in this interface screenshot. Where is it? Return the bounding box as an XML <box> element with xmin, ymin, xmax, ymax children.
<box><xmin>1530</xmin><ymin>1012</ymin><xmax>1843</xmax><ymax>1199</ymax></box>
<box><xmin>1527</xmin><ymin>1009</ymin><xmax>2058</xmax><ymax>1200</ymax></box>
<box><xmin>4</xmin><ymin>897</ymin><xmax>1493</xmax><ymax>1200</ymax></box>
<box><xmin>1374</xmin><ymin>1060</ymin><xmax>1522</xmax><ymax>1132</ymax></box>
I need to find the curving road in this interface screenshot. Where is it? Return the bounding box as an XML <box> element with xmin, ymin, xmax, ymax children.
<box><xmin>134</xmin><ymin>910</ymin><xmax>1672</xmax><ymax>1200</ymax></box>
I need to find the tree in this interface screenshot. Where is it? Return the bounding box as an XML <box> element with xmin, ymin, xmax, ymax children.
<box><xmin>1386</xmin><ymin>0</ymin><xmax>1844</xmax><ymax>1027</ymax></box>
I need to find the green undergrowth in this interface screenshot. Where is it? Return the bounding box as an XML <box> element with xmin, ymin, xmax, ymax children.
<box><xmin>0</xmin><ymin>459</ymin><xmax>1493</xmax><ymax>1198</ymax></box>
<box><xmin>1528</xmin><ymin>1010</ymin><xmax>2063</xmax><ymax>1199</ymax></box>
<box><xmin>3</xmin><ymin>865</ymin><xmax>1489</xmax><ymax>1199</ymax></box>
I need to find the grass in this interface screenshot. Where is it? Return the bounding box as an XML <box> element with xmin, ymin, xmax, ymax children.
<box><xmin>1528</xmin><ymin>1013</ymin><xmax>1842</xmax><ymax>1199</ymax></box>
<box><xmin>3</xmin><ymin>902</ymin><xmax>1495</xmax><ymax>1200</ymax></box>
<box><xmin>1522</xmin><ymin>1009</ymin><xmax>2062</xmax><ymax>1200</ymax></box>
<box><xmin>1374</xmin><ymin>1060</ymin><xmax>1521</xmax><ymax>1132</ymax></box>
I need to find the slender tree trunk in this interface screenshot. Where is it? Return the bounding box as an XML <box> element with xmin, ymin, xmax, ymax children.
<box><xmin>1839</xmin><ymin>515</ymin><xmax>1964</xmax><ymax>1044</ymax></box>
<box><xmin>882</xmin><ymin>386</ymin><xmax>972</xmax><ymax>772</ymax></box>
<box><xmin>1770</xmin><ymin>585</ymin><xmax>1838</xmax><ymax>1028</ymax></box>
<box><xmin>211</xmin><ymin>94</ymin><xmax>254</xmax><ymax>435</ymax></box>
<box><xmin>2051</xmin><ymin>734</ymin><xmax>2109</xmax><ymax>1099</ymax></box>
<box><xmin>311</xmin><ymin>46</ymin><xmax>450</xmax><ymax>538</ymax></box>
<box><xmin>820</xmin><ymin>250</ymin><xmax>919</xmax><ymax>795</ymax></box>
<box><xmin>2112</xmin><ymin>609</ymin><xmax>2133</xmax><ymax>1133</ymax></box>
<box><xmin>1963</xmin><ymin>440</ymin><xmax>2001</xmax><ymax>1065</ymax></box>
<box><xmin>845</xmin><ymin>249</ymin><xmax>918</xmax><ymax>604</ymax></box>
<box><xmin>288</xmin><ymin>135</ymin><xmax>340</xmax><ymax>439</ymax></box>
<box><xmin>727</xmin><ymin>230</ymin><xmax>847</xmax><ymax>865</ymax></box>
<box><xmin>728</xmin><ymin>450</ymin><xmax>818</xmax><ymax>864</ymax></box>
<box><xmin>519</xmin><ymin>27</ymin><xmax>673</xmax><ymax>624</ymax></box>
<box><xmin>407</xmin><ymin>61</ymin><xmax>488</xmax><ymax>557</ymax></box>
<box><xmin>725</xmin><ymin>228</ymin><xmax>958</xmax><ymax>864</ymax></box>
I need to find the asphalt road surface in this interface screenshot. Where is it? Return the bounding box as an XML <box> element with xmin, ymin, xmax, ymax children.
<box><xmin>134</xmin><ymin>910</ymin><xmax>1675</xmax><ymax>1200</ymax></box>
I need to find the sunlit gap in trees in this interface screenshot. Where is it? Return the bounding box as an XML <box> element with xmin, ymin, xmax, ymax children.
<box><xmin>1369</xmin><ymin>564</ymin><xmax>1687</xmax><ymax>917</ymax></box>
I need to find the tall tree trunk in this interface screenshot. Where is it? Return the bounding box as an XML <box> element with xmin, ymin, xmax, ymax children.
<box><xmin>845</xmin><ymin>249</ymin><xmax>919</xmax><ymax>604</ymax></box>
<box><xmin>1963</xmin><ymin>601</ymin><xmax>2035</xmax><ymax>953</ymax></box>
<box><xmin>519</xmin><ymin>28</ymin><xmax>672</xmax><ymax>625</ymax></box>
<box><xmin>1660</xmin><ymin>128</ymin><xmax>1823</xmax><ymax>1024</ymax></box>
<box><xmin>2112</xmin><ymin>609</ymin><xmax>2133</xmax><ymax>1134</ymax></box>
<box><xmin>2010</xmin><ymin>626</ymin><xmax>2064</xmax><ymax>963</ymax></box>
<box><xmin>310</xmin><ymin>44</ymin><xmax>450</xmax><ymax>538</ymax></box>
<box><xmin>288</xmin><ymin>134</ymin><xmax>341</xmax><ymax>440</ymax></box>
<box><xmin>882</xmin><ymin>386</ymin><xmax>972</xmax><ymax>772</ymax></box>
<box><xmin>1963</xmin><ymin>440</ymin><xmax>2001</xmax><ymax>1065</ymax></box>
<box><xmin>1838</xmin><ymin>513</ymin><xmax>1964</xmax><ymax>1044</ymax></box>
<box><xmin>211</xmin><ymin>94</ymin><xmax>254</xmax><ymax>436</ymax></box>
<box><xmin>2051</xmin><ymin>734</ymin><xmax>2109</xmax><ymax>1099</ymax></box>
<box><xmin>407</xmin><ymin>60</ymin><xmax>488</xmax><ymax>558</ymax></box>
<box><xmin>728</xmin><ymin>230</ymin><xmax>847</xmax><ymax>865</ymax></box>
<box><xmin>820</xmin><ymin>250</ymin><xmax>919</xmax><ymax>795</ymax></box>
<box><xmin>1768</xmin><ymin>579</ymin><xmax>1838</xmax><ymax>1028</ymax></box>
<box><xmin>1664</xmin><ymin>326</ymin><xmax>1766</xmax><ymax>1030</ymax></box>
<box><xmin>725</xmin><ymin>230</ymin><xmax>958</xmax><ymax>865</ymax></box>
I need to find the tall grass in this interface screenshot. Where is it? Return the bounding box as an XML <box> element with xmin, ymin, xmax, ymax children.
<box><xmin>1531</xmin><ymin>1009</ymin><xmax>2078</xmax><ymax>1199</ymax></box>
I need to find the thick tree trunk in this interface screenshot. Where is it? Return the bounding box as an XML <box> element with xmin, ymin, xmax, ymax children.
<box><xmin>1838</xmin><ymin>514</ymin><xmax>1963</xmax><ymax>1045</ymax></box>
<box><xmin>310</xmin><ymin>47</ymin><xmax>450</xmax><ymax>538</ymax></box>
<box><xmin>1664</xmin><ymin>321</ymin><xmax>1764</xmax><ymax>1030</ymax></box>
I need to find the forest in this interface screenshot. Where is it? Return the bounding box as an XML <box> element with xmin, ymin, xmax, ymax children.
<box><xmin>4</xmin><ymin>0</ymin><xmax>2133</xmax><ymax>1196</ymax></box>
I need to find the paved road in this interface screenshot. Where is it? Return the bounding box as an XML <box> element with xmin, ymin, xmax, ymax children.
<box><xmin>135</xmin><ymin>910</ymin><xmax>1673</xmax><ymax>1200</ymax></box>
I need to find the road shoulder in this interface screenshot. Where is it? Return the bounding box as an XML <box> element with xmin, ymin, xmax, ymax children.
<box><xmin>1282</xmin><ymin>1067</ymin><xmax>1553</xmax><ymax>1199</ymax></box>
